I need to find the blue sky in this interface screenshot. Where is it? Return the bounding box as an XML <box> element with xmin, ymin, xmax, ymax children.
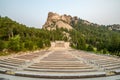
<box><xmin>0</xmin><ymin>0</ymin><xmax>120</xmax><ymax>28</ymax></box>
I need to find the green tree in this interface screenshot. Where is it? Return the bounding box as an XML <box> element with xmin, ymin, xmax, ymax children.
<box><xmin>87</xmin><ymin>45</ymin><xmax>94</xmax><ymax>51</ymax></box>
<box><xmin>77</xmin><ymin>37</ymin><xmax>86</xmax><ymax>50</ymax></box>
<box><xmin>0</xmin><ymin>40</ymin><xmax>8</xmax><ymax>51</ymax></box>
<box><xmin>8</xmin><ymin>35</ymin><xmax>21</xmax><ymax>51</ymax></box>
<box><xmin>37</xmin><ymin>39</ymin><xmax>43</xmax><ymax>48</ymax></box>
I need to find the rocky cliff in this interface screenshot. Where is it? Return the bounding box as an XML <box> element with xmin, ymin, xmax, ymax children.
<box><xmin>43</xmin><ymin>12</ymin><xmax>79</xmax><ymax>30</ymax></box>
<box><xmin>108</xmin><ymin>24</ymin><xmax>120</xmax><ymax>31</ymax></box>
<box><xmin>43</xmin><ymin>12</ymin><xmax>120</xmax><ymax>31</ymax></box>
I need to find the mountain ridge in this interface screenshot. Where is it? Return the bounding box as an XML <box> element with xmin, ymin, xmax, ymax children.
<box><xmin>43</xmin><ymin>12</ymin><xmax>120</xmax><ymax>31</ymax></box>
<box><xmin>42</xmin><ymin>12</ymin><xmax>100</xmax><ymax>30</ymax></box>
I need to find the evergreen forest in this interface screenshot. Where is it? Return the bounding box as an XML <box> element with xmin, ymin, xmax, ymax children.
<box><xmin>0</xmin><ymin>16</ymin><xmax>120</xmax><ymax>56</ymax></box>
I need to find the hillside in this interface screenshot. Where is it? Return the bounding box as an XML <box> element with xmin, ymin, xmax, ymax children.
<box><xmin>43</xmin><ymin>12</ymin><xmax>100</xmax><ymax>30</ymax></box>
<box><xmin>0</xmin><ymin>13</ymin><xmax>120</xmax><ymax>56</ymax></box>
<box><xmin>0</xmin><ymin>16</ymin><xmax>50</xmax><ymax>53</ymax></box>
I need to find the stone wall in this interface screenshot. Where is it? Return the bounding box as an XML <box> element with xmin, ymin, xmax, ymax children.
<box><xmin>50</xmin><ymin>41</ymin><xmax>70</xmax><ymax>50</ymax></box>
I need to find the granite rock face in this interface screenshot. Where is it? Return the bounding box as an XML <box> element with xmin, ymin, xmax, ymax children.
<box><xmin>43</xmin><ymin>12</ymin><xmax>79</xmax><ymax>30</ymax></box>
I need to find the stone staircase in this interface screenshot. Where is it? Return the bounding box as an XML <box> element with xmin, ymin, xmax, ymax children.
<box><xmin>0</xmin><ymin>49</ymin><xmax>119</xmax><ymax>78</ymax></box>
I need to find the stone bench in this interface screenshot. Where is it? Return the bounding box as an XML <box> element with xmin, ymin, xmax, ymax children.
<box><xmin>24</xmin><ymin>68</ymin><xmax>97</xmax><ymax>72</ymax></box>
<box><xmin>2</xmin><ymin>58</ymin><xmax>25</xmax><ymax>63</ymax></box>
<box><xmin>0</xmin><ymin>61</ymin><xmax>22</xmax><ymax>67</ymax></box>
<box><xmin>34</xmin><ymin>61</ymin><xmax>83</xmax><ymax>63</ymax></box>
<box><xmin>96</xmin><ymin>61</ymin><xmax>120</xmax><ymax>65</ymax></box>
<box><xmin>32</xmin><ymin>64</ymin><xmax>87</xmax><ymax>67</ymax></box>
<box><xmin>16</xmin><ymin>52</ymin><xmax>46</xmax><ymax>60</ymax></box>
<box><xmin>4</xmin><ymin>58</ymin><xmax>24</xmax><ymax>62</ymax></box>
<box><xmin>0</xmin><ymin>59</ymin><xmax>25</xmax><ymax>64</ymax></box>
<box><xmin>0</xmin><ymin>67</ymin><xmax>11</xmax><ymax>73</ymax></box>
<box><xmin>30</xmin><ymin>64</ymin><xmax>90</xmax><ymax>67</ymax></box>
<box><xmin>94</xmin><ymin>59</ymin><xmax>118</xmax><ymax>63</ymax></box>
<box><xmin>42</xmin><ymin>59</ymin><xmax>78</xmax><ymax>61</ymax></box>
<box><xmin>28</xmin><ymin>66</ymin><xmax>94</xmax><ymax>70</ymax></box>
<box><xmin>15</xmin><ymin>71</ymin><xmax>106</xmax><ymax>79</ymax></box>
<box><xmin>0</xmin><ymin>64</ymin><xmax>17</xmax><ymax>69</ymax></box>
<box><xmin>101</xmin><ymin>63</ymin><xmax>120</xmax><ymax>67</ymax></box>
<box><xmin>105</xmin><ymin>65</ymin><xmax>120</xmax><ymax>70</ymax></box>
<box><xmin>32</xmin><ymin>63</ymin><xmax>87</xmax><ymax>67</ymax></box>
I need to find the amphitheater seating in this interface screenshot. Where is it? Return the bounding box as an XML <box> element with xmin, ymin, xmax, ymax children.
<box><xmin>41</xmin><ymin>51</ymin><xmax>78</xmax><ymax>61</ymax></box>
<box><xmin>73</xmin><ymin>51</ymin><xmax>120</xmax><ymax>71</ymax></box>
<box><xmin>0</xmin><ymin>51</ymin><xmax>48</xmax><ymax>71</ymax></box>
<box><xmin>15</xmin><ymin>51</ymin><xmax>47</xmax><ymax>60</ymax></box>
<box><xmin>0</xmin><ymin>58</ymin><xmax>26</xmax><ymax>70</ymax></box>
<box><xmin>24</xmin><ymin>51</ymin><xmax>98</xmax><ymax>73</ymax></box>
<box><xmin>24</xmin><ymin>61</ymin><xmax>97</xmax><ymax>73</ymax></box>
<box><xmin>0</xmin><ymin>49</ymin><xmax>119</xmax><ymax>78</ymax></box>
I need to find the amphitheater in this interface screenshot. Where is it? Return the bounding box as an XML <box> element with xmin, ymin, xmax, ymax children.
<box><xmin>0</xmin><ymin>41</ymin><xmax>120</xmax><ymax>79</ymax></box>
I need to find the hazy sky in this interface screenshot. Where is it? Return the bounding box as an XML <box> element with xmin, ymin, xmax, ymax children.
<box><xmin>0</xmin><ymin>0</ymin><xmax>120</xmax><ymax>28</ymax></box>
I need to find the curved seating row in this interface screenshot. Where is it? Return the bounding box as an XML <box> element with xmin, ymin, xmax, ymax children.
<box><xmin>73</xmin><ymin>51</ymin><xmax>120</xmax><ymax>72</ymax></box>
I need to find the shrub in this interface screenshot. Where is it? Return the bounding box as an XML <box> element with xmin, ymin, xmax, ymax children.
<box><xmin>0</xmin><ymin>40</ymin><xmax>8</xmax><ymax>51</ymax></box>
<box><xmin>8</xmin><ymin>35</ymin><xmax>21</xmax><ymax>51</ymax></box>
<box><xmin>87</xmin><ymin>45</ymin><xmax>94</xmax><ymax>51</ymax></box>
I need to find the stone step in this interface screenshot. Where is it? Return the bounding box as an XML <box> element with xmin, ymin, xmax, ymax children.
<box><xmin>24</xmin><ymin>68</ymin><xmax>97</xmax><ymax>72</ymax></box>
<box><xmin>105</xmin><ymin>65</ymin><xmax>120</xmax><ymax>70</ymax></box>
<box><xmin>3</xmin><ymin>58</ymin><xmax>25</xmax><ymax>62</ymax></box>
<box><xmin>33</xmin><ymin>63</ymin><xmax>84</xmax><ymax>65</ymax></box>
<box><xmin>0</xmin><ymin>61</ymin><xmax>21</xmax><ymax>67</ymax></box>
<box><xmin>101</xmin><ymin>63</ymin><xmax>120</xmax><ymax>67</ymax></box>
<box><xmin>95</xmin><ymin>61</ymin><xmax>120</xmax><ymax>65</ymax></box>
<box><xmin>28</xmin><ymin>66</ymin><xmax>93</xmax><ymax>69</ymax></box>
<box><xmin>0</xmin><ymin>64</ymin><xmax>17</xmax><ymax>69</ymax></box>
<box><xmin>0</xmin><ymin>59</ymin><xmax>25</xmax><ymax>64</ymax></box>
<box><xmin>15</xmin><ymin>71</ymin><xmax>106</xmax><ymax>79</ymax></box>
<box><xmin>0</xmin><ymin>67</ymin><xmax>11</xmax><ymax>73</ymax></box>
<box><xmin>31</xmin><ymin>64</ymin><xmax>87</xmax><ymax>67</ymax></box>
<box><xmin>95</xmin><ymin>60</ymin><xmax>119</xmax><ymax>63</ymax></box>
